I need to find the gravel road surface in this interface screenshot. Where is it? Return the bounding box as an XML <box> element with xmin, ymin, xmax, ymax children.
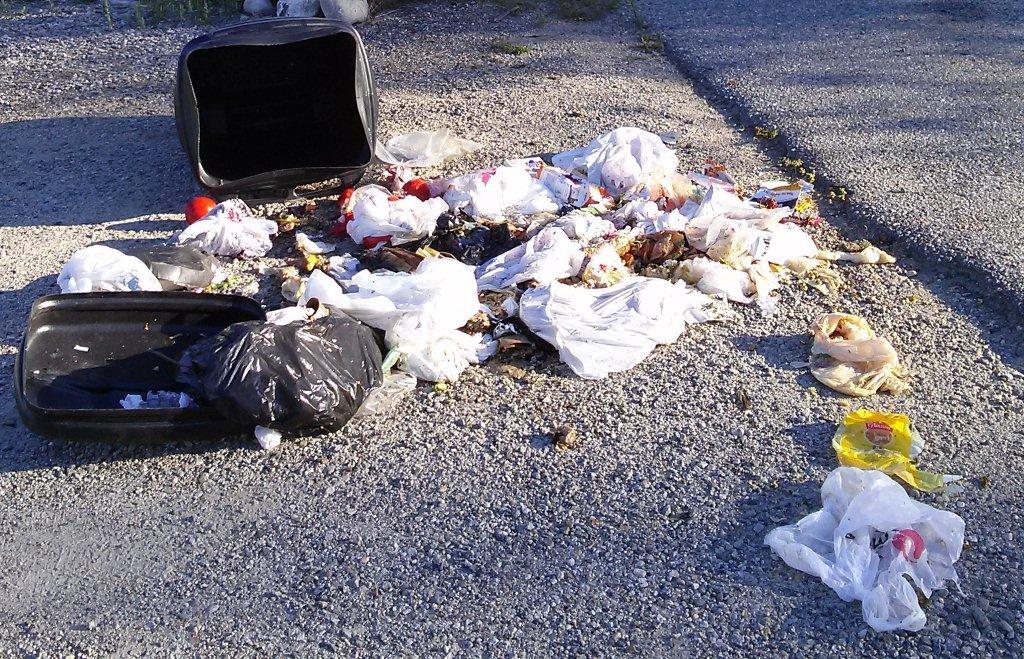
<box><xmin>639</xmin><ymin>0</ymin><xmax>1024</xmax><ymax>320</ymax></box>
<box><xmin>1</xmin><ymin>1</ymin><xmax>1021</xmax><ymax>656</ymax></box>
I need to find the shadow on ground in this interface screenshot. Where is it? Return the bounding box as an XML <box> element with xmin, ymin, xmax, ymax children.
<box><xmin>0</xmin><ymin>116</ymin><xmax>195</xmax><ymax>228</ymax></box>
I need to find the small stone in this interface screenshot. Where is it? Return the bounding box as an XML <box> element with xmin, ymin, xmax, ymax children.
<box><xmin>997</xmin><ymin>620</ymin><xmax>1014</xmax><ymax>638</ymax></box>
<box><xmin>970</xmin><ymin>606</ymin><xmax>990</xmax><ymax>629</ymax></box>
<box><xmin>552</xmin><ymin>425</ymin><xmax>581</xmax><ymax>452</ymax></box>
<box><xmin>320</xmin><ymin>0</ymin><xmax>369</xmax><ymax>22</ymax></box>
<box><xmin>243</xmin><ymin>0</ymin><xmax>275</xmax><ymax>16</ymax></box>
<box><xmin>276</xmin><ymin>0</ymin><xmax>319</xmax><ymax>17</ymax></box>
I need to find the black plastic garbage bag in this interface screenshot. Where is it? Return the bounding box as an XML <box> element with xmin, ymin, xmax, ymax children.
<box><xmin>180</xmin><ymin>314</ymin><xmax>383</xmax><ymax>434</ymax></box>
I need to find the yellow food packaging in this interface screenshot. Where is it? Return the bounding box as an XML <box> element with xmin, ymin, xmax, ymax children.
<box><xmin>832</xmin><ymin>409</ymin><xmax>957</xmax><ymax>492</ymax></box>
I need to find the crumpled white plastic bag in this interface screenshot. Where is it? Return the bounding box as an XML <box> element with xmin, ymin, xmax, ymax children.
<box><xmin>766</xmin><ymin>467</ymin><xmax>965</xmax><ymax>632</ymax></box>
<box><xmin>57</xmin><ymin>245</ymin><xmax>163</xmax><ymax>293</ymax></box>
<box><xmin>680</xmin><ymin>256</ymin><xmax>755</xmax><ymax>304</ymax></box>
<box><xmin>518</xmin><ymin>277</ymin><xmax>714</xmax><ymax>378</ymax></box>
<box><xmin>810</xmin><ymin>313</ymin><xmax>910</xmax><ymax>396</ymax></box>
<box><xmin>376</xmin><ymin>128</ymin><xmax>482</xmax><ymax>167</ymax></box>
<box><xmin>476</xmin><ymin>227</ymin><xmax>585</xmax><ymax>291</ymax></box>
<box><xmin>347</xmin><ymin>185</ymin><xmax>448</xmax><ymax>246</ymax></box>
<box><xmin>552</xmin><ymin>127</ymin><xmax>679</xmax><ymax>195</ymax></box>
<box><xmin>684</xmin><ymin>185</ymin><xmax>789</xmax><ymax>253</ymax></box>
<box><xmin>326</xmin><ymin>254</ymin><xmax>363</xmax><ymax>284</ymax></box>
<box><xmin>175</xmin><ymin>199</ymin><xmax>278</xmax><ymax>258</ymax></box>
<box><xmin>299</xmin><ymin>258</ymin><xmax>484</xmax><ymax>381</ymax></box>
<box><xmin>295</xmin><ymin>232</ymin><xmax>335</xmax><ymax>255</ymax></box>
<box><xmin>401</xmin><ymin>329</ymin><xmax>493</xmax><ymax>383</ymax></box>
<box><xmin>762</xmin><ymin>223</ymin><xmax>819</xmax><ymax>264</ymax></box>
<box><xmin>443</xmin><ymin>165</ymin><xmax>560</xmax><ymax>220</ymax></box>
<box><xmin>545</xmin><ymin>210</ymin><xmax>617</xmax><ymax>245</ymax></box>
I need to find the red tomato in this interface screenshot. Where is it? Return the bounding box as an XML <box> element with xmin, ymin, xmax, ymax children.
<box><xmin>184</xmin><ymin>196</ymin><xmax>217</xmax><ymax>224</ymax></box>
<box><xmin>362</xmin><ymin>235</ymin><xmax>390</xmax><ymax>249</ymax></box>
<box><xmin>403</xmin><ymin>178</ymin><xmax>431</xmax><ymax>202</ymax></box>
<box><xmin>892</xmin><ymin>529</ymin><xmax>925</xmax><ymax>561</ymax></box>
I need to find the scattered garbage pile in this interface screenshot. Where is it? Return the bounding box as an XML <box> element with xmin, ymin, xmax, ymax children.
<box><xmin>52</xmin><ymin>126</ymin><xmax>902</xmax><ymax>433</ymax></box>
<box><xmin>36</xmin><ymin>126</ymin><xmax>968</xmax><ymax>633</ymax></box>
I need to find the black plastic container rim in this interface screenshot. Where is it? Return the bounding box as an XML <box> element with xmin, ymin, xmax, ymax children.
<box><xmin>175</xmin><ymin>17</ymin><xmax>377</xmax><ymax>200</ymax></box>
<box><xmin>15</xmin><ymin>292</ymin><xmax>265</xmax><ymax>421</ymax></box>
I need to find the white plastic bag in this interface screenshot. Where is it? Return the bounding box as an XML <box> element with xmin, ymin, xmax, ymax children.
<box><xmin>546</xmin><ymin>210</ymin><xmax>617</xmax><ymax>244</ymax></box>
<box><xmin>684</xmin><ymin>185</ymin><xmax>789</xmax><ymax>253</ymax></box>
<box><xmin>476</xmin><ymin>227</ymin><xmax>585</xmax><ymax>291</ymax></box>
<box><xmin>347</xmin><ymin>185</ymin><xmax>448</xmax><ymax>246</ymax></box>
<box><xmin>766</xmin><ymin>467</ymin><xmax>964</xmax><ymax>632</ymax></box>
<box><xmin>376</xmin><ymin>128</ymin><xmax>482</xmax><ymax>167</ymax></box>
<box><xmin>175</xmin><ymin>199</ymin><xmax>278</xmax><ymax>258</ymax></box>
<box><xmin>680</xmin><ymin>257</ymin><xmax>755</xmax><ymax>304</ymax></box>
<box><xmin>762</xmin><ymin>222</ymin><xmax>818</xmax><ymax>264</ymax></box>
<box><xmin>255</xmin><ymin>425</ymin><xmax>282</xmax><ymax>450</ymax></box>
<box><xmin>518</xmin><ymin>277</ymin><xmax>714</xmax><ymax>379</ymax></box>
<box><xmin>265</xmin><ymin>306</ymin><xmax>313</xmax><ymax>326</ymax></box>
<box><xmin>810</xmin><ymin>313</ymin><xmax>910</xmax><ymax>396</ymax></box>
<box><xmin>326</xmin><ymin>254</ymin><xmax>363</xmax><ymax>283</ymax></box>
<box><xmin>551</xmin><ymin>127</ymin><xmax>679</xmax><ymax>195</ymax></box>
<box><xmin>299</xmin><ymin>258</ymin><xmax>481</xmax><ymax>381</ymax></box>
<box><xmin>57</xmin><ymin>245</ymin><xmax>163</xmax><ymax>293</ymax></box>
<box><xmin>401</xmin><ymin>329</ymin><xmax>492</xmax><ymax>382</ymax></box>
<box><xmin>443</xmin><ymin>166</ymin><xmax>560</xmax><ymax>220</ymax></box>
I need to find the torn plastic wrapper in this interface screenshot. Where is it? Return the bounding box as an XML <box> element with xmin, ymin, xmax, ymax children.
<box><xmin>810</xmin><ymin>313</ymin><xmax>910</xmax><ymax>396</ymax></box>
<box><xmin>376</xmin><ymin>128</ymin><xmax>482</xmax><ymax>167</ymax></box>
<box><xmin>765</xmin><ymin>467</ymin><xmax>965</xmax><ymax>632</ymax></box>
<box><xmin>354</xmin><ymin>371</ymin><xmax>417</xmax><ymax>418</ymax></box>
<box><xmin>833</xmin><ymin>409</ymin><xmax>961</xmax><ymax>492</ymax></box>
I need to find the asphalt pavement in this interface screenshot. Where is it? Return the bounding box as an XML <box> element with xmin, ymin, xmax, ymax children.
<box><xmin>639</xmin><ymin>0</ymin><xmax>1024</xmax><ymax>321</ymax></box>
<box><xmin>0</xmin><ymin>1</ymin><xmax>1022</xmax><ymax>655</ymax></box>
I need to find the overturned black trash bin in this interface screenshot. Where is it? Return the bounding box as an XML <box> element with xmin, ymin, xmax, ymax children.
<box><xmin>175</xmin><ymin>18</ymin><xmax>377</xmax><ymax>201</ymax></box>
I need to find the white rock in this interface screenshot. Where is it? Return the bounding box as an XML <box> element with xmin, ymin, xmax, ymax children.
<box><xmin>243</xmin><ymin>0</ymin><xmax>275</xmax><ymax>16</ymax></box>
<box><xmin>276</xmin><ymin>0</ymin><xmax>320</xmax><ymax>17</ymax></box>
<box><xmin>319</xmin><ymin>0</ymin><xmax>368</xmax><ymax>23</ymax></box>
